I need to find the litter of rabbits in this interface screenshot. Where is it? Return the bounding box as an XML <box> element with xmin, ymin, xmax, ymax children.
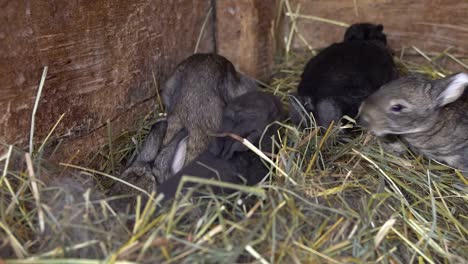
<box><xmin>1</xmin><ymin>45</ymin><xmax>466</xmax><ymax>263</ymax></box>
<box><xmin>1</xmin><ymin>13</ymin><xmax>468</xmax><ymax>264</ymax></box>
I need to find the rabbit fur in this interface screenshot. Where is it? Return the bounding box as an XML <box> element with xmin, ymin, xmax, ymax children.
<box><xmin>290</xmin><ymin>23</ymin><xmax>398</xmax><ymax>128</ymax></box>
<box><xmin>359</xmin><ymin>73</ymin><xmax>468</xmax><ymax>171</ymax></box>
<box><xmin>157</xmin><ymin>91</ymin><xmax>285</xmax><ymax>202</ymax></box>
<box><xmin>162</xmin><ymin>53</ymin><xmax>257</xmax><ymax>165</ymax></box>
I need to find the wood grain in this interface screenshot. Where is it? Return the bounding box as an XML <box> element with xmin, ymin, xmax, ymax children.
<box><xmin>0</xmin><ymin>0</ymin><xmax>214</xmax><ymax>162</ymax></box>
<box><xmin>216</xmin><ymin>0</ymin><xmax>279</xmax><ymax>80</ymax></box>
<box><xmin>284</xmin><ymin>0</ymin><xmax>468</xmax><ymax>56</ymax></box>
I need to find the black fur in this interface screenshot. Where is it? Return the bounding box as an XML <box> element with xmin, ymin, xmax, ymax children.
<box><xmin>291</xmin><ymin>23</ymin><xmax>397</xmax><ymax>128</ymax></box>
<box><xmin>344</xmin><ymin>23</ymin><xmax>387</xmax><ymax>44</ymax></box>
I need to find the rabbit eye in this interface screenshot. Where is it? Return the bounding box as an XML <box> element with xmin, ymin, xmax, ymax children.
<box><xmin>390</xmin><ymin>104</ymin><xmax>405</xmax><ymax>112</ymax></box>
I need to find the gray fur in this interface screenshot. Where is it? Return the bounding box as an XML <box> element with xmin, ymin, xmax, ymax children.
<box><xmin>359</xmin><ymin>73</ymin><xmax>468</xmax><ymax>171</ymax></box>
<box><xmin>151</xmin><ymin>129</ymin><xmax>188</xmax><ymax>184</ymax></box>
<box><xmin>157</xmin><ymin>91</ymin><xmax>286</xmax><ymax>202</ymax></box>
<box><xmin>162</xmin><ymin>53</ymin><xmax>257</xmax><ymax>165</ymax></box>
<box><xmin>116</xmin><ymin>51</ymin><xmax>261</xmax><ymax>196</ymax></box>
<box><xmin>117</xmin><ymin>119</ymin><xmax>167</xmax><ymax>197</ymax></box>
<box><xmin>316</xmin><ymin>99</ymin><xmax>343</xmax><ymax>127</ymax></box>
<box><xmin>115</xmin><ymin>120</ymin><xmax>188</xmax><ymax>204</ymax></box>
<box><xmin>124</xmin><ymin>119</ymin><xmax>167</xmax><ymax>169</ymax></box>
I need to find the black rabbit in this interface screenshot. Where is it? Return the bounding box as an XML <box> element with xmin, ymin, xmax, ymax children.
<box><xmin>290</xmin><ymin>23</ymin><xmax>398</xmax><ymax>128</ymax></box>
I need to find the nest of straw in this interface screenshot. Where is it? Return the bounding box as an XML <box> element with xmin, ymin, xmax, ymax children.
<box><xmin>1</xmin><ymin>7</ymin><xmax>468</xmax><ymax>264</ymax></box>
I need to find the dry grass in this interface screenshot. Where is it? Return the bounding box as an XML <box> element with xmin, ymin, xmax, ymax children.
<box><xmin>1</xmin><ymin>3</ymin><xmax>468</xmax><ymax>263</ymax></box>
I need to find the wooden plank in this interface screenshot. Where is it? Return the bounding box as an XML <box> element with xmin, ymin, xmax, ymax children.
<box><xmin>284</xmin><ymin>0</ymin><xmax>468</xmax><ymax>56</ymax></box>
<box><xmin>0</xmin><ymin>0</ymin><xmax>214</xmax><ymax>162</ymax></box>
<box><xmin>216</xmin><ymin>0</ymin><xmax>279</xmax><ymax>80</ymax></box>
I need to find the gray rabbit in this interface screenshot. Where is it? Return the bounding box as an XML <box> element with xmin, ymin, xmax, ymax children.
<box><xmin>162</xmin><ymin>53</ymin><xmax>257</xmax><ymax>165</ymax></box>
<box><xmin>358</xmin><ymin>73</ymin><xmax>468</xmax><ymax>171</ymax></box>
<box><xmin>113</xmin><ymin>119</ymin><xmax>188</xmax><ymax>206</ymax></box>
<box><xmin>115</xmin><ymin>53</ymin><xmax>257</xmax><ymax>200</ymax></box>
<box><xmin>157</xmin><ymin>91</ymin><xmax>286</xmax><ymax>202</ymax></box>
<box><xmin>116</xmin><ymin>91</ymin><xmax>284</xmax><ymax>205</ymax></box>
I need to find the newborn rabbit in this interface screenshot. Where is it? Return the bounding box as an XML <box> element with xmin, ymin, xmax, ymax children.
<box><xmin>290</xmin><ymin>23</ymin><xmax>397</xmax><ymax>128</ymax></box>
<box><xmin>162</xmin><ymin>53</ymin><xmax>257</xmax><ymax>165</ymax></box>
<box><xmin>359</xmin><ymin>73</ymin><xmax>468</xmax><ymax>171</ymax></box>
<box><xmin>157</xmin><ymin>91</ymin><xmax>285</xmax><ymax>202</ymax></box>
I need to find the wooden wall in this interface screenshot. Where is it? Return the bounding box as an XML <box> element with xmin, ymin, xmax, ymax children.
<box><xmin>284</xmin><ymin>0</ymin><xmax>468</xmax><ymax>56</ymax></box>
<box><xmin>216</xmin><ymin>0</ymin><xmax>279</xmax><ymax>80</ymax></box>
<box><xmin>0</xmin><ymin>0</ymin><xmax>214</xmax><ymax>161</ymax></box>
<box><xmin>1</xmin><ymin>0</ymin><xmax>467</xmax><ymax>162</ymax></box>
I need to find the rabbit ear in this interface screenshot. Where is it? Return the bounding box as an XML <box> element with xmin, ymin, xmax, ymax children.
<box><xmin>128</xmin><ymin>119</ymin><xmax>167</xmax><ymax>167</ymax></box>
<box><xmin>171</xmin><ymin>136</ymin><xmax>188</xmax><ymax>174</ymax></box>
<box><xmin>435</xmin><ymin>73</ymin><xmax>468</xmax><ymax>106</ymax></box>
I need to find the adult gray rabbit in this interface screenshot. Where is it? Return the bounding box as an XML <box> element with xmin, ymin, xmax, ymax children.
<box><xmin>290</xmin><ymin>23</ymin><xmax>398</xmax><ymax>128</ymax></box>
<box><xmin>359</xmin><ymin>73</ymin><xmax>468</xmax><ymax>171</ymax></box>
<box><xmin>162</xmin><ymin>53</ymin><xmax>257</xmax><ymax>165</ymax></box>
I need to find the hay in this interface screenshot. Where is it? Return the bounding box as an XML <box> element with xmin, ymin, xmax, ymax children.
<box><xmin>1</xmin><ymin>5</ymin><xmax>468</xmax><ymax>263</ymax></box>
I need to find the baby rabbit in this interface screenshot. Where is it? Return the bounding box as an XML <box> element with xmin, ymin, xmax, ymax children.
<box><xmin>157</xmin><ymin>91</ymin><xmax>285</xmax><ymax>202</ymax></box>
<box><xmin>113</xmin><ymin>119</ymin><xmax>188</xmax><ymax>207</ymax></box>
<box><xmin>290</xmin><ymin>23</ymin><xmax>397</xmax><ymax>128</ymax></box>
<box><xmin>359</xmin><ymin>73</ymin><xmax>468</xmax><ymax>171</ymax></box>
<box><xmin>344</xmin><ymin>23</ymin><xmax>388</xmax><ymax>44</ymax></box>
<box><xmin>120</xmin><ymin>119</ymin><xmax>168</xmax><ymax>181</ymax></box>
<box><xmin>162</xmin><ymin>53</ymin><xmax>257</xmax><ymax>165</ymax></box>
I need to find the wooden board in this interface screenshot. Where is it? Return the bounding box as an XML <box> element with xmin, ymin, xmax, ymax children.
<box><xmin>284</xmin><ymin>0</ymin><xmax>468</xmax><ymax>56</ymax></box>
<box><xmin>0</xmin><ymin>0</ymin><xmax>214</xmax><ymax>162</ymax></box>
<box><xmin>2</xmin><ymin>0</ymin><xmax>467</xmax><ymax>163</ymax></box>
<box><xmin>216</xmin><ymin>0</ymin><xmax>279</xmax><ymax>81</ymax></box>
